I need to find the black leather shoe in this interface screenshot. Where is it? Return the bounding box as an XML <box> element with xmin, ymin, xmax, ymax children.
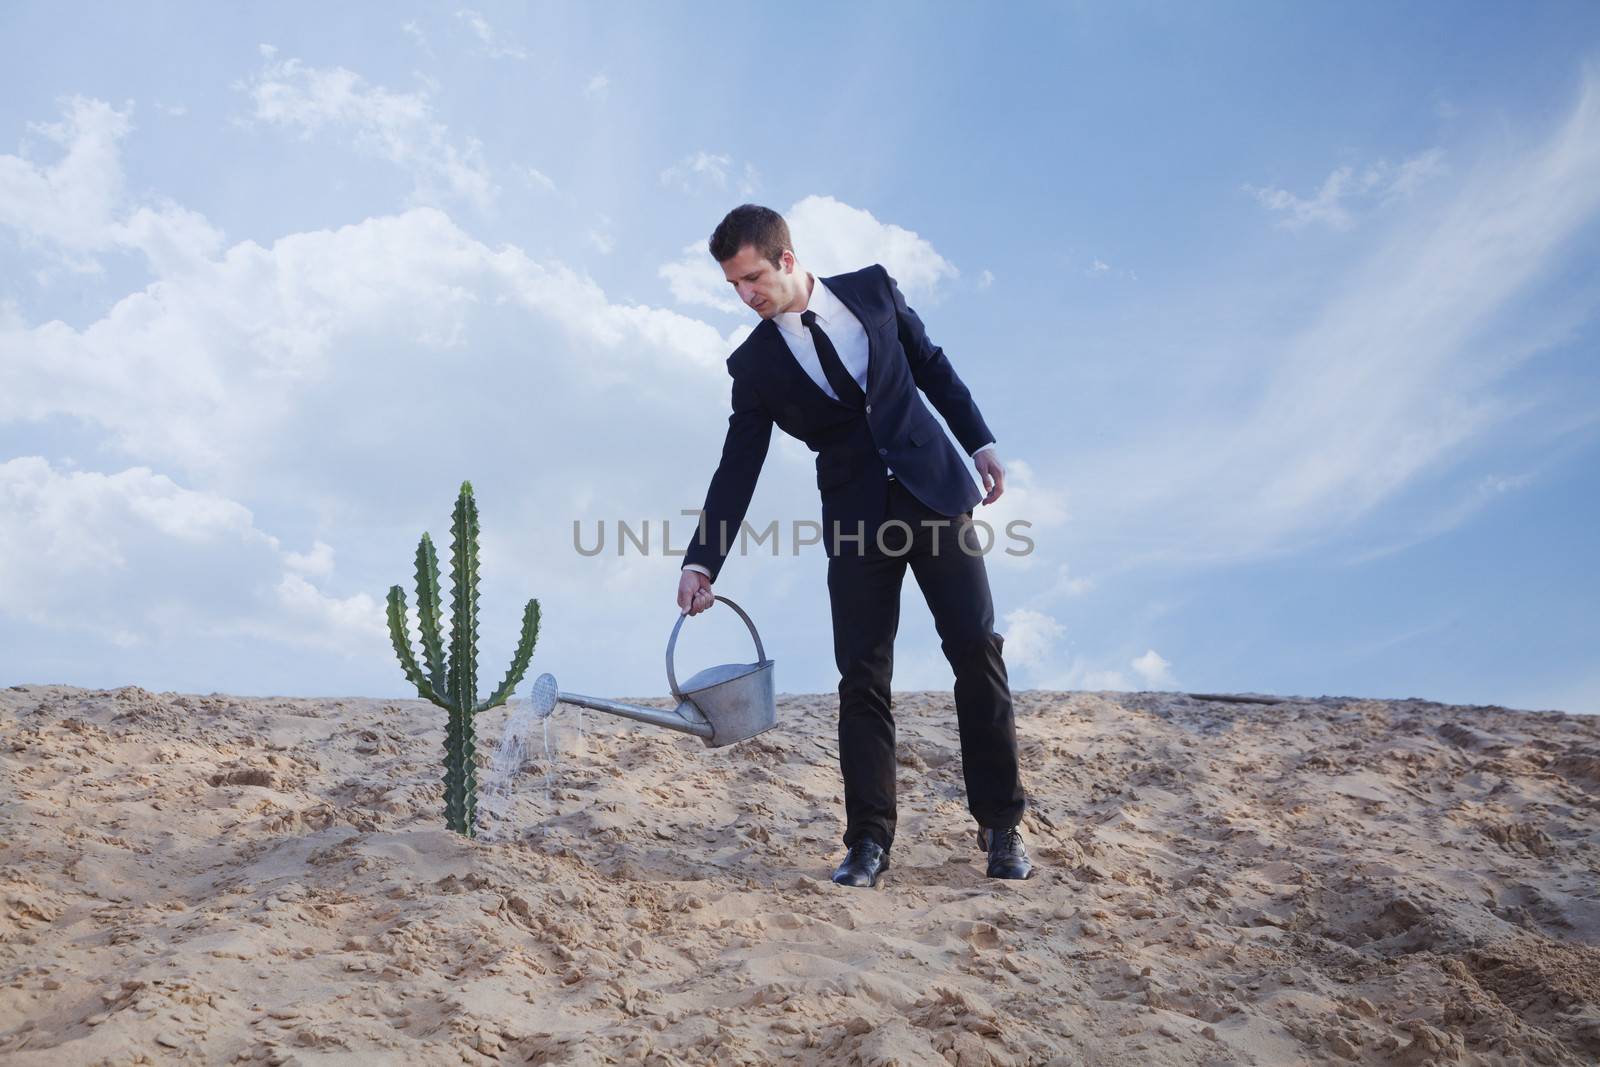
<box><xmin>831</xmin><ymin>838</ymin><xmax>890</xmax><ymax>887</ymax></box>
<box><xmin>977</xmin><ymin>824</ymin><xmax>1033</xmax><ymax>879</ymax></box>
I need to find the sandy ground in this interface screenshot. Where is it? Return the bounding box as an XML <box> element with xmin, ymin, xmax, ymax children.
<box><xmin>1</xmin><ymin>684</ymin><xmax>1598</xmax><ymax>1066</ymax></box>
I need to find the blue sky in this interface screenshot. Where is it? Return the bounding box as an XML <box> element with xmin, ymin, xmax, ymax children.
<box><xmin>3</xmin><ymin>3</ymin><xmax>1597</xmax><ymax>713</ymax></box>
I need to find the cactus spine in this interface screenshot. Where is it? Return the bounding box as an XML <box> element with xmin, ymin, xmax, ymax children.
<box><xmin>387</xmin><ymin>481</ymin><xmax>541</xmax><ymax>837</ymax></box>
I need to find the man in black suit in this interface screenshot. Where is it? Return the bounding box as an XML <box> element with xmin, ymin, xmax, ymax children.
<box><xmin>676</xmin><ymin>205</ymin><xmax>1032</xmax><ymax>887</ymax></box>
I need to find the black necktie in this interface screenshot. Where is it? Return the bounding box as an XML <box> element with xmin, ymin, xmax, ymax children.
<box><xmin>800</xmin><ymin>309</ymin><xmax>865</xmax><ymax>409</ymax></box>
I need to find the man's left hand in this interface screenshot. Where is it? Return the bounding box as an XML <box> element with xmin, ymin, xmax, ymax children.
<box><xmin>976</xmin><ymin>450</ymin><xmax>1005</xmax><ymax>505</ymax></box>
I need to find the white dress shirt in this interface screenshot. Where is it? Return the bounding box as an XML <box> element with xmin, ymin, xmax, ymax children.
<box><xmin>683</xmin><ymin>272</ymin><xmax>995</xmax><ymax>578</ymax></box>
<box><xmin>775</xmin><ymin>273</ymin><xmax>874</xmax><ymax>408</ymax></box>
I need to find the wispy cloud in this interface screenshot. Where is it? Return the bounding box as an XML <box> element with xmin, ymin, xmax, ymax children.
<box><xmin>660</xmin><ymin>151</ymin><xmax>759</xmax><ymax>195</ymax></box>
<box><xmin>522</xmin><ymin>166</ymin><xmax>556</xmax><ymax>192</ymax></box>
<box><xmin>1341</xmin><ymin>470</ymin><xmax>1540</xmax><ymax>565</ymax></box>
<box><xmin>1084</xmin><ymin>256</ymin><xmax>1136</xmax><ymax>281</ymax></box>
<box><xmin>236</xmin><ymin>46</ymin><xmax>496</xmax><ymax>209</ymax></box>
<box><xmin>455</xmin><ymin>8</ymin><xmax>527</xmax><ymax>60</ymax></box>
<box><xmin>584</xmin><ymin>73</ymin><xmax>610</xmax><ymax>102</ymax></box>
<box><xmin>588</xmin><ymin>213</ymin><xmax>614</xmax><ymax>254</ymax></box>
<box><xmin>1244</xmin><ymin>148</ymin><xmax>1446</xmax><ymax>230</ymax></box>
<box><xmin>400</xmin><ymin>19</ymin><xmax>432</xmax><ymax>55</ymax></box>
<box><xmin>1079</xmin><ymin>73</ymin><xmax>1600</xmax><ymax>567</ymax></box>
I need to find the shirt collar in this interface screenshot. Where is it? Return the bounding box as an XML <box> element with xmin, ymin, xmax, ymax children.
<box><xmin>776</xmin><ymin>272</ymin><xmax>837</xmax><ymax>337</ymax></box>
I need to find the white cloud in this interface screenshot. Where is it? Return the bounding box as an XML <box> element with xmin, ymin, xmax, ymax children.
<box><xmin>268</xmin><ymin>573</ymin><xmax>386</xmax><ymax>650</ymax></box>
<box><xmin>0</xmin><ymin>203</ymin><xmax>727</xmax><ymax>486</ymax></box>
<box><xmin>0</xmin><ymin>457</ymin><xmax>377</xmax><ymax>653</ymax></box>
<box><xmin>658</xmin><ymin>194</ymin><xmax>959</xmax><ymax>313</ymax></box>
<box><xmin>0</xmin><ymin>94</ymin><xmax>751</xmax><ymax>684</ymax></box>
<box><xmin>0</xmin><ymin>95</ymin><xmax>225</xmax><ymax>278</ymax></box>
<box><xmin>1033</xmin><ymin>660</ymin><xmax>1131</xmax><ymax>693</ymax></box>
<box><xmin>284</xmin><ymin>540</ymin><xmax>336</xmax><ymax>577</ymax></box>
<box><xmin>1001</xmin><ymin>608</ymin><xmax>1065</xmax><ymax>669</ymax></box>
<box><xmin>997</xmin><ymin>608</ymin><xmax>1148</xmax><ymax>692</ymax></box>
<box><xmin>114</xmin><ymin>200</ymin><xmax>227</xmax><ymax>277</ymax></box>
<box><xmin>1130</xmin><ymin>648</ymin><xmax>1174</xmax><ymax>688</ymax></box>
<box><xmin>237</xmin><ymin>50</ymin><xmax>495</xmax><ymax>209</ymax></box>
<box><xmin>659</xmin><ymin>240</ymin><xmax>748</xmax><ymax>314</ymax></box>
<box><xmin>978</xmin><ymin>269</ymin><xmax>994</xmax><ymax>289</ymax></box>
<box><xmin>1245</xmin><ymin>148</ymin><xmax>1447</xmax><ymax>231</ymax></box>
<box><xmin>584</xmin><ymin>73</ymin><xmax>609</xmax><ymax>101</ymax></box>
<box><xmin>786</xmin><ymin>195</ymin><xmax>959</xmax><ymax>294</ymax></box>
<box><xmin>0</xmin><ymin>95</ymin><xmax>128</xmax><ymax>263</ymax></box>
<box><xmin>0</xmin><ymin>76</ymin><xmax>768</xmax><ymax>692</ymax></box>
<box><xmin>455</xmin><ymin>8</ymin><xmax>527</xmax><ymax>59</ymax></box>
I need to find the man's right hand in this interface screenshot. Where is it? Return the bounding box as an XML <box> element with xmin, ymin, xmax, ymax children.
<box><xmin>677</xmin><ymin>568</ymin><xmax>714</xmax><ymax>616</ymax></box>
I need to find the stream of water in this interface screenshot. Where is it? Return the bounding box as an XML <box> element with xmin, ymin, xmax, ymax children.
<box><xmin>477</xmin><ymin>694</ymin><xmax>580</xmax><ymax>841</ymax></box>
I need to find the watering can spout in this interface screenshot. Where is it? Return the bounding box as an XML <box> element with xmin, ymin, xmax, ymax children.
<box><xmin>528</xmin><ymin>678</ymin><xmax>714</xmax><ymax>739</ymax></box>
<box><xmin>529</xmin><ymin>596</ymin><xmax>776</xmax><ymax>748</ymax></box>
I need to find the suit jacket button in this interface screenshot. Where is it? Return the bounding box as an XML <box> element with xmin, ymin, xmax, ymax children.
<box><xmin>878</xmin><ymin>447</ymin><xmax>888</xmax><ymax>456</ymax></box>
<box><xmin>865</xmin><ymin>403</ymin><xmax>872</xmax><ymax>413</ymax></box>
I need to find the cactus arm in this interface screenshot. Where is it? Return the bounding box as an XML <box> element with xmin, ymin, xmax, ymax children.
<box><xmin>386</xmin><ymin>586</ymin><xmax>448</xmax><ymax>710</ymax></box>
<box><xmin>477</xmin><ymin>598</ymin><xmax>541</xmax><ymax>713</ymax></box>
<box><xmin>414</xmin><ymin>533</ymin><xmax>448</xmax><ymax>692</ymax></box>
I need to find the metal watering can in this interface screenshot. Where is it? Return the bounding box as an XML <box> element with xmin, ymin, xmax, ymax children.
<box><xmin>528</xmin><ymin>596</ymin><xmax>776</xmax><ymax>748</ymax></box>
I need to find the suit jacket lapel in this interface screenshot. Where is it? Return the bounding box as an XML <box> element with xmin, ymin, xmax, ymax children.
<box><xmin>756</xmin><ymin>316</ymin><xmax>854</xmax><ymax>411</ymax></box>
<box><xmin>819</xmin><ymin>271</ymin><xmax>877</xmax><ymax>398</ymax></box>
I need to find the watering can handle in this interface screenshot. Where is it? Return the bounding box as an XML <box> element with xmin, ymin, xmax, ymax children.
<box><xmin>666</xmin><ymin>595</ymin><xmax>767</xmax><ymax>699</ymax></box>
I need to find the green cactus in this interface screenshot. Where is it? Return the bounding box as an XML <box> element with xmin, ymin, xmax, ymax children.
<box><xmin>387</xmin><ymin>481</ymin><xmax>541</xmax><ymax>837</ymax></box>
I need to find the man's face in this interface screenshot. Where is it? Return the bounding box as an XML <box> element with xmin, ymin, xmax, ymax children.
<box><xmin>720</xmin><ymin>245</ymin><xmax>800</xmax><ymax>319</ymax></box>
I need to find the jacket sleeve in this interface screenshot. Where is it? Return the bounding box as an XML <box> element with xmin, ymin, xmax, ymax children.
<box><xmin>883</xmin><ymin>265</ymin><xmax>996</xmax><ymax>456</ymax></box>
<box><xmin>682</xmin><ymin>366</ymin><xmax>773</xmax><ymax>582</ymax></box>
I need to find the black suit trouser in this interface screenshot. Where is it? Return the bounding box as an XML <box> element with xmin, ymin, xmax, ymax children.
<box><xmin>826</xmin><ymin>477</ymin><xmax>1027</xmax><ymax>852</ymax></box>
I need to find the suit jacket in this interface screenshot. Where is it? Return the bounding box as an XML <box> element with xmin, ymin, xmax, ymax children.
<box><xmin>683</xmin><ymin>263</ymin><xmax>995</xmax><ymax>581</ymax></box>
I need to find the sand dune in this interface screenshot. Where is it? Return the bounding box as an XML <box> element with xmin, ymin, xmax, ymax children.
<box><xmin>1</xmin><ymin>684</ymin><xmax>1598</xmax><ymax>1065</ymax></box>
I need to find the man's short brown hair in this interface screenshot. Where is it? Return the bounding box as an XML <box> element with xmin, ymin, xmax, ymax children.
<box><xmin>708</xmin><ymin>204</ymin><xmax>792</xmax><ymax>266</ymax></box>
